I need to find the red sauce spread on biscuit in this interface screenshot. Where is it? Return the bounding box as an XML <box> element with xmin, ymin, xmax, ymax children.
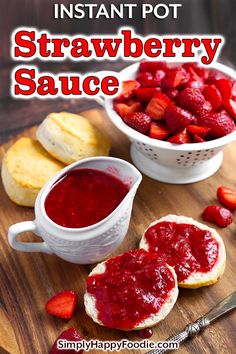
<box><xmin>86</xmin><ymin>249</ymin><xmax>176</xmax><ymax>330</ymax></box>
<box><xmin>45</xmin><ymin>168</ymin><xmax>129</xmax><ymax>228</ymax></box>
<box><xmin>144</xmin><ymin>221</ymin><xmax>219</xmax><ymax>282</ymax></box>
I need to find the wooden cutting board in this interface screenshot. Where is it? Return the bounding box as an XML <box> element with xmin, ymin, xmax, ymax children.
<box><xmin>0</xmin><ymin>108</ymin><xmax>235</xmax><ymax>354</ymax></box>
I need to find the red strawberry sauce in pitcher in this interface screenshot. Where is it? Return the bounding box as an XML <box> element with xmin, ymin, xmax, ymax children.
<box><xmin>45</xmin><ymin>168</ymin><xmax>129</xmax><ymax>228</ymax></box>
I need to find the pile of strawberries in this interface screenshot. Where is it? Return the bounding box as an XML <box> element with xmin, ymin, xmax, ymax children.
<box><xmin>114</xmin><ymin>61</ymin><xmax>236</xmax><ymax>144</ymax></box>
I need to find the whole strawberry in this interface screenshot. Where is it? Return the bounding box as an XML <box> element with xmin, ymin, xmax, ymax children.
<box><xmin>194</xmin><ymin>101</ymin><xmax>212</xmax><ymax>118</ymax></box>
<box><xmin>179</xmin><ymin>88</ymin><xmax>206</xmax><ymax>114</ymax></box>
<box><xmin>202</xmin><ymin>205</ymin><xmax>233</xmax><ymax>227</ymax></box>
<box><xmin>198</xmin><ymin>111</ymin><xmax>235</xmax><ymax>138</ymax></box>
<box><xmin>123</xmin><ymin>112</ymin><xmax>151</xmax><ymax>134</ymax></box>
<box><xmin>50</xmin><ymin>328</ymin><xmax>83</xmax><ymax>354</ymax></box>
<box><xmin>165</xmin><ymin>104</ymin><xmax>194</xmax><ymax>133</ymax></box>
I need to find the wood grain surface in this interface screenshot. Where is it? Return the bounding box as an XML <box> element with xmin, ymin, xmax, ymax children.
<box><xmin>0</xmin><ymin>108</ymin><xmax>235</xmax><ymax>354</ymax></box>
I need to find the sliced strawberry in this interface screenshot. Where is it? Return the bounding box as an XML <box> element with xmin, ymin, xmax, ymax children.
<box><xmin>117</xmin><ymin>80</ymin><xmax>140</xmax><ymax>101</ymax></box>
<box><xmin>167</xmin><ymin>128</ymin><xmax>191</xmax><ymax>144</ymax></box>
<box><xmin>188</xmin><ymin>125</ymin><xmax>211</xmax><ymax>138</ymax></box>
<box><xmin>183</xmin><ymin>63</ymin><xmax>201</xmax><ymax>81</ymax></box>
<box><xmin>50</xmin><ymin>328</ymin><xmax>83</xmax><ymax>354</ymax></box>
<box><xmin>145</xmin><ymin>92</ymin><xmax>171</xmax><ymax>120</ymax></box>
<box><xmin>45</xmin><ymin>290</ymin><xmax>78</xmax><ymax>320</ymax></box>
<box><xmin>202</xmin><ymin>205</ymin><xmax>233</xmax><ymax>227</ymax></box>
<box><xmin>123</xmin><ymin>112</ymin><xmax>151</xmax><ymax>134</ymax></box>
<box><xmin>224</xmin><ymin>98</ymin><xmax>236</xmax><ymax>120</ymax></box>
<box><xmin>114</xmin><ymin>102</ymin><xmax>142</xmax><ymax>118</ymax></box>
<box><xmin>179</xmin><ymin>88</ymin><xmax>206</xmax><ymax>114</ymax></box>
<box><xmin>139</xmin><ymin>61</ymin><xmax>167</xmax><ymax>73</ymax></box>
<box><xmin>183</xmin><ymin>62</ymin><xmax>209</xmax><ymax>81</ymax></box>
<box><xmin>198</xmin><ymin>111</ymin><xmax>235</xmax><ymax>138</ymax></box>
<box><xmin>203</xmin><ymin>85</ymin><xmax>222</xmax><ymax>111</ymax></box>
<box><xmin>135</xmin><ymin>87</ymin><xmax>160</xmax><ymax>103</ymax></box>
<box><xmin>149</xmin><ymin>121</ymin><xmax>170</xmax><ymax>140</ymax></box>
<box><xmin>162</xmin><ymin>68</ymin><xmax>189</xmax><ymax>89</ymax></box>
<box><xmin>215</xmin><ymin>78</ymin><xmax>232</xmax><ymax>100</ymax></box>
<box><xmin>137</xmin><ymin>71</ymin><xmax>165</xmax><ymax>87</ymax></box>
<box><xmin>217</xmin><ymin>186</ymin><xmax>236</xmax><ymax>210</ymax></box>
<box><xmin>165</xmin><ymin>105</ymin><xmax>194</xmax><ymax>133</ymax></box>
<box><xmin>193</xmin><ymin>134</ymin><xmax>205</xmax><ymax>143</ymax></box>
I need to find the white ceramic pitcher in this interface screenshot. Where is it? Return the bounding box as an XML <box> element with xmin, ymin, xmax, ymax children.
<box><xmin>8</xmin><ymin>157</ymin><xmax>142</xmax><ymax>264</ymax></box>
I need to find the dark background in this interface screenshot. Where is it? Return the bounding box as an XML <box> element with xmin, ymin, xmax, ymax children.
<box><xmin>0</xmin><ymin>0</ymin><xmax>235</xmax><ymax>143</ymax></box>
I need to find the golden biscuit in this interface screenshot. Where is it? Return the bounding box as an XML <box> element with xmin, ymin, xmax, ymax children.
<box><xmin>2</xmin><ymin>137</ymin><xmax>65</xmax><ymax>207</ymax></box>
<box><xmin>36</xmin><ymin>112</ymin><xmax>111</xmax><ymax>165</ymax></box>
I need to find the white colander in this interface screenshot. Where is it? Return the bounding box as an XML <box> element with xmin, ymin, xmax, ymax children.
<box><xmin>97</xmin><ymin>62</ymin><xmax>236</xmax><ymax>184</ymax></box>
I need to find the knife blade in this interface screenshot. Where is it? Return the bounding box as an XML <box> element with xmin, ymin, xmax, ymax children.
<box><xmin>146</xmin><ymin>291</ymin><xmax>236</xmax><ymax>354</ymax></box>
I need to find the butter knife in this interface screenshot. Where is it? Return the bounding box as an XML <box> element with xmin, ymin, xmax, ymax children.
<box><xmin>146</xmin><ymin>291</ymin><xmax>236</xmax><ymax>354</ymax></box>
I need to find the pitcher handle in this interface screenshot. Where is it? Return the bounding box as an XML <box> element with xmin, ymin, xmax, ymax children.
<box><xmin>8</xmin><ymin>221</ymin><xmax>53</xmax><ymax>254</ymax></box>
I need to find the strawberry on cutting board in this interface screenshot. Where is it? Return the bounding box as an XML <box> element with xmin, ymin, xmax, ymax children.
<box><xmin>50</xmin><ymin>328</ymin><xmax>83</xmax><ymax>354</ymax></box>
<box><xmin>46</xmin><ymin>290</ymin><xmax>78</xmax><ymax>319</ymax></box>
<box><xmin>202</xmin><ymin>205</ymin><xmax>233</xmax><ymax>227</ymax></box>
<box><xmin>217</xmin><ymin>186</ymin><xmax>236</xmax><ymax>210</ymax></box>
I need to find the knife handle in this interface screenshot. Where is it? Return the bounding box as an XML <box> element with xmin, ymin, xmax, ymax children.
<box><xmin>146</xmin><ymin>317</ymin><xmax>210</xmax><ymax>354</ymax></box>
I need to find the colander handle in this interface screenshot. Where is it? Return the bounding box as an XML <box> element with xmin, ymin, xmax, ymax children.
<box><xmin>94</xmin><ymin>70</ymin><xmax>120</xmax><ymax>108</ymax></box>
<box><xmin>95</xmin><ymin>96</ymin><xmax>105</xmax><ymax>107</ymax></box>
